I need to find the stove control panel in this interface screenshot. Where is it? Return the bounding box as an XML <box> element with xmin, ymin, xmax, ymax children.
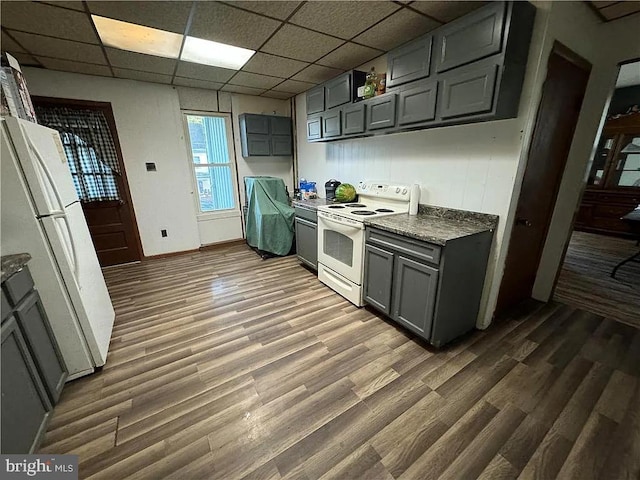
<box><xmin>357</xmin><ymin>181</ymin><xmax>413</xmax><ymax>201</ymax></box>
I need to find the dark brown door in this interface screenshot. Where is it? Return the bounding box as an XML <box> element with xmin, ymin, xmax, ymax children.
<box><xmin>33</xmin><ymin>97</ymin><xmax>142</xmax><ymax>267</ymax></box>
<box><xmin>495</xmin><ymin>44</ymin><xmax>591</xmax><ymax>316</ymax></box>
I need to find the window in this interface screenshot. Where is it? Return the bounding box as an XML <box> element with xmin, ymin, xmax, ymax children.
<box><xmin>184</xmin><ymin>114</ymin><xmax>236</xmax><ymax>212</ymax></box>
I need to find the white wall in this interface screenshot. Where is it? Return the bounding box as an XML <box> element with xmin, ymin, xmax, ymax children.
<box><xmin>23</xmin><ymin>68</ymin><xmax>293</xmax><ymax>255</ymax></box>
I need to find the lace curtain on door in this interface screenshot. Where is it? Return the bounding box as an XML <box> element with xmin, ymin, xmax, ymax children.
<box><xmin>35</xmin><ymin>106</ymin><xmax>121</xmax><ymax>202</ymax></box>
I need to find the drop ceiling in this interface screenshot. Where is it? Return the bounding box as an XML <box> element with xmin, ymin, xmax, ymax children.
<box><xmin>2</xmin><ymin>1</ymin><xmax>639</xmax><ymax>99</ymax></box>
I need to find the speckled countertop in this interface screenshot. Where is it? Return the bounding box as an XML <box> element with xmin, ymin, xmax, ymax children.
<box><xmin>291</xmin><ymin>198</ymin><xmax>332</xmax><ymax>210</ymax></box>
<box><xmin>365</xmin><ymin>205</ymin><xmax>498</xmax><ymax>246</ymax></box>
<box><xmin>1</xmin><ymin>253</ymin><xmax>32</xmax><ymax>283</ymax></box>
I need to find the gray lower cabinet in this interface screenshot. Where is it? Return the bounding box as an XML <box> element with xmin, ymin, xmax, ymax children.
<box><xmin>323</xmin><ymin>108</ymin><xmax>342</xmax><ymax>138</ymax></box>
<box><xmin>294</xmin><ymin>206</ymin><xmax>318</xmax><ymax>270</ymax></box>
<box><xmin>343</xmin><ymin>103</ymin><xmax>366</xmax><ymax>135</ymax></box>
<box><xmin>1</xmin><ymin>315</ymin><xmax>52</xmax><ymax>454</ymax></box>
<box><xmin>307</xmin><ymin>116</ymin><xmax>322</xmax><ymax>141</ymax></box>
<box><xmin>366</xmin><ymin>93</ymin><xmax>397</xmax><ymax>131</ymax></box>
<box><xmin>440</xmin><ymin>61</ymin><xmax>498</xmax><ymax>119</ymax></box>
<box><xmin>386</xmin><ymin>35</ymin><xmax>433</xmax><ymax>88</ymax></box>
<box><xmin>364</xmin><ymin>226</ymin><xmax>493</xmax><ymax>347</ymax></box>
<box><xmin>306</xmin><ymin>86</ymin><xmax>325</xmax><ymax>115</ymax></box>
<box><xmin>397</xmin><ymin>79</ymin><xmax>438</xmax><ymax>126</ymax></box>
<box><xmin>239</xmin><ymin>114</ymin><xmax>292</xmax><ymax>156</ymax></box>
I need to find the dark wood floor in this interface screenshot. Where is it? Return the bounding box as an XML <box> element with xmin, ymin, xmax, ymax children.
<box><xmin>39</xmin><ymin>243</ymin><xmax>640</xmax><ymax>479</ymax></box>
<box><xmin>555</xmin><ymin>231</ymin><xmax>640</xmax><ymax>328</ymax></box>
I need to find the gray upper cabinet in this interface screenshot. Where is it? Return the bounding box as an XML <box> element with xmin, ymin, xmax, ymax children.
<box><xmin>364</xmin><ymin>244</ymin><xmax>394</xmax><ymax>315</ymax></box>
<box><xmin>392</xmin><ymin>256</ymin><xmax>438</xmax><ymax>336</ymax></box>
<box><xmin>323</xmin><ymin>108</ymin><xmax>342</xmax><ymax>138</ymax></box>
<box><xmin>306</xmin><ymin>86</ymin><xmax>325</xmax><ymax>114</ymax></box>
<box><xmin>240</xmin><ymin>114</ymin><xmax>292</xmax><ymax>156</ymax></box>
<box><xmin>440</xmin><ymin>61</ymin><xmax>498</xmax><ymax>119</ymax></box>
<box><xmin>367</xmin><ymin>93</ymin><xmax>397</xmax><ymax>131</ymax></box>
<box><xmin>386</xmin><ymin>35</ymin><xmax>432</xmax><ymax>88</ymax></box>
<box><xmin>343</xmin><ymin>103</ymin><xmax>366</xmax><ymax>135</ymax></box>
<box><xmin>434</xmin><ymin>1</ymin><xmax>506</xmax><ymax>73</ymax></box>
<box><xmin>325</xmin><ymin>73</ymin><xmax>352</xmax><ymax>110</ymax></box>
<box><xmin>397</xmin><ymin>79</ymin><xmax>438</xmax><ymax>126</ymax></box>
<box><xmin>307</xmin><ymin>115</ymin><xmax>322</xmax><ymax>141</ymax></box>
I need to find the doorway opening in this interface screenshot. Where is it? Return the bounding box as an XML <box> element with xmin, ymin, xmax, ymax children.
<box><xmin>554</xmin><ymin>58</ymin><xmax>640</xmax><ymax>328</ymax></box>
<box><xmin>495</xmin><ymin>42</ymin><xmax>592</xmax><ymax>317</ymax></box>
<box><xmin>33</xmin><ymin>97</ymin><xmax>143</xmax><ymax>267</ymax></box>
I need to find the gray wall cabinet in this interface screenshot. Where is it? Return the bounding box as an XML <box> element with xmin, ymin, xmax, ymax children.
<box><xmin>305</xmin><ymin>1</ymin><xmax>535</xmax><ymax>142</ymax></box>
<box><xmin>1</xmin><ymin>316</ymin><xmax>52</xmax><ymax>454</ymax></box>
<box><xmin>386</xmin><ymin>35</ymin><xmax>433</xmax><ymax>88</ymax></box>
<box><xmin>325</xmin><ymin>73</ymin><xmax>352</xmax><ymax>110</ymax></box>
<box><xmin>306</xmin><ymin>115</ymin><xmax>322</xmax><ymax>141</ymax></box>
<box><xmin>397</xmin><ymin>79</ymin><xmax>438</xmax><ymax>126</ymax></box>
<box><xmin>323</xmin><ymin>108</ymin><xmax>342</xmax><ymax>138</ymax></box>
<box><xmin>343</xmin><ymin>103</ymin><xmax>366</xmax><ymax>135</ymax></box>
<box><xmin>306</xmin><ymin>86</ymin><xmax>325</xmax><ymax>115</ymax></box>
<box><xmin>364</xmin><ymin>226</ymin><xmax>493</xmax><ymax>347</ymax></box>
<box><xmin>239</xmin><ymin>114</ymin><xmax>292</xmax><ymax>157</ymax></box>
<box><xmin>366</xmin><ymin>93</ymin><xmax>397</xmax><ymax>131</ymax></box>
<box><xmin>294</xmin><ymin>206</ymin><xmax>318</xmax><ymax>270</ymax></box>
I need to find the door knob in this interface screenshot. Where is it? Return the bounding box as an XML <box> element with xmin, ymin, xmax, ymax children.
<box><xmin>515</xmin><ymin>217</ymin><xmax>532</xmax><ymax>227</ymax></box>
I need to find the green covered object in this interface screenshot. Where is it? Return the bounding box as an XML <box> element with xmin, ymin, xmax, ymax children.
<box><xmin>245</xmin><ymin>176</ymin><xmax>295</xmax><ymax>256</ymax></box>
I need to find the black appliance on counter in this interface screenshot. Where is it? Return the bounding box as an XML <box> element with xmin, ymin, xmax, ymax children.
<box><xmin>325</xmin><ymin>179</ymin><xmax>341</xmax><ymax>201</ymax></box>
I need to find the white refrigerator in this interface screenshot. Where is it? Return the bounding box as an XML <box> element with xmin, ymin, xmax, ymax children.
<box><xmin>1</xmin><ymin>116</ymin><xmax>115</xmax><ymax>380</ymax></box>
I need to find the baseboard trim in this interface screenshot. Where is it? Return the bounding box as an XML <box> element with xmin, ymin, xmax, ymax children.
<box><xmin>199</xmin><ymin>239</ymin><xmax>246</xmax><ymax>250</ymax></box>
<box><xmin>143</xmin><ymin>239</ymin><xmax>246</xmax><ymax>260</ymax></box>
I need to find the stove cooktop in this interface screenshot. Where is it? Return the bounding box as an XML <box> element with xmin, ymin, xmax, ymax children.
<box><xmin>318</xmin><ymin>200</ymin><xmax>406</xmax><ymax>221</ymax></box>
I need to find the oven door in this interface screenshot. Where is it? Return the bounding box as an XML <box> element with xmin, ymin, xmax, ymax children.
<box><xmin>317</xmin><ymin>214</ymin><xmax>364</xmax><ymax>284</ymax></box>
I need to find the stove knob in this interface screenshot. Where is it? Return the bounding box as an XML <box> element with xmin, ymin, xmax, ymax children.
<box><xmin>395</xmin><ymin>187</ymin><xmax>400</xmax><ymax>193</ymax></box>
<box><xmin>402</xmin><ymin>188</ymin><xmax>407</xmax><ymax>194</ymax></box>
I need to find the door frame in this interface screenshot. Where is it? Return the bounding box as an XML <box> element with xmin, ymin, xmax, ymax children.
<box><xmin>31</xmin><ymin>96</ymin><xmax>143</xmax><ymax>263</ymax></box>
<box><xmin>495</xmin><ymin>42</ymin><xmax>592</xmax><ymax>317</ymax></box>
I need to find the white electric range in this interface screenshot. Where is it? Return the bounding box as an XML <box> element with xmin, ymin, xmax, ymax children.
<box><xmin>316</xmin><ymin>181</ymin><xmax>416</xmax><ymax>306</ymax></box>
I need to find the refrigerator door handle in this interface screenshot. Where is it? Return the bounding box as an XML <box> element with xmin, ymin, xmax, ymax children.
<box><xmin>53</xmin><ymin>212</ymin><xmax>79</xmax><ymax>281</ymax></box>
<box><xmin>25</xmin><ymin>132</ymin><xmax>66</xmax><ymax>212</ymax></box>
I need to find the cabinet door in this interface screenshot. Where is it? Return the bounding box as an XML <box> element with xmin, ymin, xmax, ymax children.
<box><xmin>325</xmin><ymin>72</ymin><xmax>352</xmax><ymax>110</ymax></box>
<box><xmin>307</xmin><ymin>116</ymin><xmax>322</xmax><ymax>141</ymax></box>
<box><xmin>295</xmin><ymin>217</ymin><xmax>318</xmax><ymax>270</ymax></box>
<box><xmin>244</xmin><ymin>114</ymin><xmax>270</xmax><ymax>134</ymax></box>
<box><xmin>270</xmin><ymin>116</ymin><xmax>292</xmax><ymax>136</ymax></box>
<box><xmin>387</xmin><ymin>35</ymin><xmax>432</xmax><ymax>88</ymax></box>
<box><xmin>397</xmin><ymin>79</ymin><xmax>438</xmax><ymax>126</ymax></box>
<box><xmin>14</xmin><ymin>291</ymin><xmax>67</xmax><ymax>404</ymax></box>
<box><xmin>364</xmin><ymin>244</ymin><xmax>394</xmax><ymax>315</ymax></box>
<box><xmin>323</xmin><ymin>108</ymin><xmax>342</xmax><ymax>138</ymax></box>
<box><xmin>1</xmin><ymin>316</ymin><xmax>51</xmax><ymax>454</ymax></box>
<box><xmin>270</xmin><ymin>136</ymin><xmax>292</xmax><ymax>156</ymax></box>
<box><xmin>306</xmin><ymin>86</ymin><xmax>325</xmax><ymax>114</ymax></box>
<box><xmin>343</xmin><ymin>103</ymin><xmax>366</xmax><ymax>135</ymax></box>
<box><xmin>440</xmin><ymin>62</ymin><xmax>497</xmax><ymax>119</ymax></box>
<box><xmin>392</xmin><ymin>256</ymin><xmax>438</xmax><ymax>338</ymax></box>
<box><xmin>434</xmin><ymin>1</ymin><xmax>505</xmax><ymax>73</ymax></box>
<box><xmin>366</xmin><ymin>94</ymin><xmax>397</xmax><ymax>131</ymax></box>
<box><xmin>245</xmin><ymin>134</ymin><xmax>271</xmax><ymax>156</ymax></box>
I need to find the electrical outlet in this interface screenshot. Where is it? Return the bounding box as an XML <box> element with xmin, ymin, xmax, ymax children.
<box><xmin>161</xmin><ymin>229</ymin><xmax>167</xmax><ymax>237</ymax></box>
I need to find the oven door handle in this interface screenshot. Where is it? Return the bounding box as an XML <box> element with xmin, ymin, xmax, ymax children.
<box><xmin>319</xmin><ymin>215</ymin><xmax>364</xmax><ymax>233</ymax></box>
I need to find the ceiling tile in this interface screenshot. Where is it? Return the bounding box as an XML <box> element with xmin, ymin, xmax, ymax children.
<box><xmin>242</xmin><ymin>53</ymin><xmax>308</xmax><ymax>78</ymax></box>
<box><xmin>11</xmin><ymin>31</ymin><xmax>107</xmax><ymax>64</ymax></box>
<box><xmin>36</xmin><ymin>57</ymin><xmax>113</xmax><ymax>77</ymax></box>
<box><xmin>1</xmin><ymin>31</ymin><xmax>26</xmax><ymax>53</ymax></box>
<box><xmin>599</xmin><ymin>1</ymin><xmax>640</xmax><ymax>20</ymax></box>
<box><xmin>175</xmin><ymin>62</ymin><xmax>236</xmax><ymax>83</ymax></box>
<box><xmin>260</xmin><ymin>24</ymin><xmax>344</xmax><ymax>62</ymax></box>
<box><xmin>87</xmin><ymin>1</ymin><xmax>191</xmax><ymax>34</ymax></box>
<box><xmin>113</xmin><ymin>68</ymin><xmax>172</xmax><ymax>84</ymax></box>
<box><xmin>289</xmin><ymin>1</ymin><xmax>400</xmax><ymax>40</ymax></box>
<box><xmin>409</xmin><ymin>1</ymin><xmax>485</xmax><ymax>23</ymax></box>
<box><xmin>105</xmin><ymin>48</ymin><xmax>177</xmax><ymax>74</ymax></box>
<box><xmin>38</xmin><ymin>1</ymin><xmax>86</xmax><ymax>11</ymax></box>
<box><xmin>353</xmin><ymin>9</ymin><xmax>440</xmax><ymax>51</ymax></box>
<box><xmin>272</xmin><ymin>79</ymin><xmax>315</xmax><ymax>94</ymax></box>
<box><xmin>228</xmin><ymin>71</ymin><xmax>284</xmax><ymax>89</ymax></box>
<box><xmin>316</xmin><ymin>42</ymin><xmax>382</xmax><ymax>70</ymax></box>
<box><xmin>228</xmin><ymin>1</ymin><xmax>302</xmax><ymax>20</ymax></box>
<box><xmin>1</xmin><ymin>2</ymin><xmax>99</xmax><ymax>43</ymax></box>
<box><xmin>291</xmin><ymin>64</ymin><xmax>344</xmax><ymax>84</ymax></box>
<box><xmin>221</xmin><ymin>84</ymin><xmax>267</xmax><ymax>95</ymax></box>
<box><xmin>173</xmin><ymin>77</ymin><xmax>224</xmax><ymax>90</ymax></box>
<box><xmin>7</xmin><ymin>52</ymin><xmax>41</xmax><ymax>67</ymax></box>
<box><xmin>261</xmin><ymin>90</ymin><xmax>294</xmax><ymax>99</ymax></box>
<box><xmin>190</xmin><ymin>2</ymin><xmax>282</xmax><ymax>50</ymax></box>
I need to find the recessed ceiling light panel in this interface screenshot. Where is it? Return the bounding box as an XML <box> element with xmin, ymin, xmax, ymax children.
<box><xmin>181</xmin><ymin>36</ymin><xmax>255</xmax><ymax>70</ymax></box>
<box><xmin>92</xmin><ymin>15</ymin><xmax>183</xmax><ymax>58</ymax></box>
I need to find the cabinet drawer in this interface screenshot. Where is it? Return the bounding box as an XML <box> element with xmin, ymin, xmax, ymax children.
<box><xmin>387</xmin><ymin>35</ymin><xmax>432</xmax><ymax>88</ymax></box>
<box><xmin>434</xmin><ymin>1</ymin><xmax>505</xmax><ymax>73</ymax></box>
<box><xmin>3</xmin><ymin>267</ymin><xmax>34</xmax><ymax>306</ymax></box>
<box><xmin>440</xmin><ymin>62</ymin><xmax>497</xmax><ymax>119</ymax></box>
<box><xmin>366</xmin><ymin>228</ymin><xmax>441</xmax><ymax>265</ymax></box>
<box><xmin>397</xmin><ymin>79</ymin><xmax>438</xmax><ymax>125</ymax></box>
<box><xmin>294</xmin><ymin>206</ymin><xmax>317</xmax><ymax>223</ymax></box>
